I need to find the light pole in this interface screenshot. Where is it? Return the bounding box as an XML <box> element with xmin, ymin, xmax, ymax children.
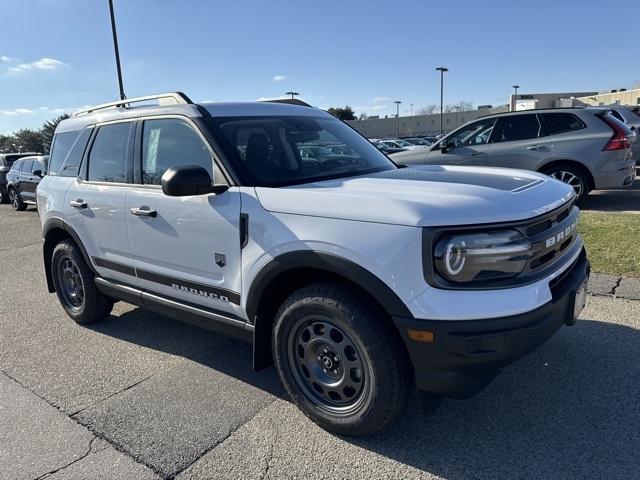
<box><xmin>286</xmin><ymin>91</ymin><xmax>299</xmax><ymax>99</ymax></box>
<box><xmin>394</xmin><ymin>100</ymin><xmax>401</xmax><ymax>138</ymax></box>
<box><xmin>454</xmin><ymin>106</ymin><xmax>460</xmax><ymax>128</ymax></box>
<box><xmin>512</xmin><ymin>85</ymin><xmax>520</xmax><ymax>111</ymax></box>
<box><xmin>436</xmin><ymin>67</ymin><xmax>448</xmax><ymax>135</ymax></box>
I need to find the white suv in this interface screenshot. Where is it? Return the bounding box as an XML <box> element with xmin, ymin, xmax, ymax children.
<box><xmin>38</xmin><ymin>93</ymin><xmax>590</xmax><ymax>436</ymax></box>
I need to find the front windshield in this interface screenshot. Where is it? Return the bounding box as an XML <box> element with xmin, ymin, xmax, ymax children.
<box><xmin>209</xmin><ymin>115</ymin><xmax>396</xmax><ymax>186</ymax></box>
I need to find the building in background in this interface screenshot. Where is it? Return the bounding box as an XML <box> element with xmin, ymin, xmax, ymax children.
<box><xmin>347</xmin><ymin>87</ymin><xmax>640</xmax><ymax>139</ymax></box>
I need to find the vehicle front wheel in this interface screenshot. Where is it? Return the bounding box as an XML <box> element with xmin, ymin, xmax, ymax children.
<box><xmin>542</xmin><ymin>164</ymin><xmax>590</xmax><ymax>204</ymax></box>
<box><xmin>272</xmin><ymin>281</ymin><xmax>411</xmax><ymax>436</ymax></box>
<box><xmin>51</xmin><ymin>240</ymin><xmax>113</xmax><ymax>324</ymax></box>
<box><xmin>8</xmin><ymin>188</ymin><xmax>26</xmax><ymax>211</ymax></box>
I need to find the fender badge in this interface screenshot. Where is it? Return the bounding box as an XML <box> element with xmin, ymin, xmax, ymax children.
<box><xmin>214</xmin><ymin>253</ymin><xmax>226</xmax><ymax>268</ymax></box>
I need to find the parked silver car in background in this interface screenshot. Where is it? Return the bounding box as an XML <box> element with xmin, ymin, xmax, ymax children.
<box><xmin>390</xmin><ymin>108</ymin><xmax>636</xmax><ymax>204</ymax></box>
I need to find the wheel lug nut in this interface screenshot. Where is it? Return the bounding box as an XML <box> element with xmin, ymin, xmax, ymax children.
<box><xmin>334</xmin><ymin>355</ymin><xmax>340</xmax><ymax>362</ymax></box>
<box><xmin>333</xmin><ymin>369</ymin><xmax>339</xmax><ymax>374</ymax></box>
<box><xmin>317</xmin><ymin>355</ymin><xmax>322</xmax><ymax>361</ymax></box>
<box><xmin>323</xmin><ymin>368</ymin><xmax>328</xmax><ymax>373</ymax></box>
<box><xmin>323</xmin><ymin>347</ymin><xmax>329</xmax><ymax>353</ymax></box>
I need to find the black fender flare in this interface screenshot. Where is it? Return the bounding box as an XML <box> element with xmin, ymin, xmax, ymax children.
<box><xmin>247</xmin><ymin>250</ymin><xmax>413</xmax><ymax>321</ymax></box>
<box><xmin>41</xmin><ymin>216</ymin><xmax>97</xmax><ymax>292</ymax></box>
<box><xmin>248</xmin><ymin>250</ymin><xmax>414</xmax><ymax>371</ymax></box>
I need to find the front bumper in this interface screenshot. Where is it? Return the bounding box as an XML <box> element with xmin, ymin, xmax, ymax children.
<box><xmin>393</xmin><ymin>248</ymin><xmax>590</xmax><ymax>399</ymax></box>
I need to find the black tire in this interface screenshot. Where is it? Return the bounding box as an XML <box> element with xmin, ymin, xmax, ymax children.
<box><xmin>272</xmin><ymin>281</ymin><xmax>411</xmax><ymax>436</ymax></box>
<box><xmin>51</xmin><ymin>240</ymin><xmax>113</xmax><ymax>324</ymax></box>
<box><xmin>0</xmin><ymin>187</ymin><xmax>8</xmax><ymax>204</ymax></box>
<box><xmin>8</xmin><ymin>188</ymin><xmax>26</xmax><ymax>211</ymax></box>
<box><xmin>542</xmin><ymin>164</ymin><xmax>590</xmax><ymax>205</ymax></box>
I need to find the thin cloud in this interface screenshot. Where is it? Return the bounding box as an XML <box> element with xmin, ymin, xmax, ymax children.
<box><xmin>371</xmin><ymin>96</ymin><xmax>391</xmax><ymax>103</ymax></box>
<box><xmin>1</xmin><ymin>56</ymin><xmax>19</xmax><ymax>62</ymax></box>
<box><xmin>273</xmin><ymin>75</ymin><xmax>287</xmax><ymax>82</ymax></box>
<box><xmin>9</xmin><ymin>58</ymin><xmax>67</xmax><ymax>73</ymax></box>
<box><xmin>0</xmin><ymin>108</ymin><xmax>34</xmax><ymax>116</ymax></box>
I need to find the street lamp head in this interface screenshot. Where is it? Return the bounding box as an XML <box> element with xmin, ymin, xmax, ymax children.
<box><xmin>436</xmin><ymin>67</ymin><xmax>449</xmax><ymax>72</ymax></box>
<box><xmin>512</xmin><ymin>85</ymin><xmax>520</xmax><ymax>89</ymax></box>
<box><xmin>285</xmin><ymin>91</ymin><xmax>299</xmax><ymax>99</ymax></box>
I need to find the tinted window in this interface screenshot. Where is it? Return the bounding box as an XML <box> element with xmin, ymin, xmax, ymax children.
<box><xmin>87</xmin><ymin>123</ymin><xmax>131</xmax><ymax>183</ymax></box>
<box><xmin>492</xmin><ymin>114</ymin><xmax>549</xmax><ymax>143</ymax></box>
<box><xmin>48</xmin><ymin>131</ymin><xmax>79</xmax><ymax>176</ymax></box>
<box><xmin>541</xmin><ymin>113</ymin><xmax>585</xmax><ymax>135</ymax></box>
<box><xmin>141</xmin><ymin>118</ymin><xmax>213</xmax><ymax>185</ymax></box>
<box><xmin>210</xmin><ymin>115</ymin><xmax>394</xmax><ymax>186</ymax></box>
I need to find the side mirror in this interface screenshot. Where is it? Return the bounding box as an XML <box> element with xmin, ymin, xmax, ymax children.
<box><xmin>32</xmin><ymin>169</ymin><xmax>43</xmax><ymax>177</ymax></box>
<box><xmin>441</xmin><ymin>142</ymin><xmax>453</xmax><ymax>154</ymax></box>
<box><xmin>161</xmin><ymin>165</ymin><xmax>228</xmax><ymax>197</ymax></box>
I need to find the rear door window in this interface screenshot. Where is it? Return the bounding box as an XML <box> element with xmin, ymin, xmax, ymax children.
<box><xmin>492</xmin><ymin>114</ymin><xmax>549</xmax><ymax>143</ymax></box>
<box><xmin>87</xmin><ymin>122</ymin><xmax>132</xmax><ymax>183</ymax></box>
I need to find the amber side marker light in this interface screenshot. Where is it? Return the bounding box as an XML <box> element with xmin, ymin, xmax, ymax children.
<box><xmin>407</xmin><ymin>330</ymin><xmax>435</xmax><ymax>342</ymax></box>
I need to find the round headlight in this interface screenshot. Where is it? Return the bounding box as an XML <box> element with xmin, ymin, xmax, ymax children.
<box><xmin>435</xmin><ymin>230</ymin><xmax>532</xmax><ymax>283</ymax></box>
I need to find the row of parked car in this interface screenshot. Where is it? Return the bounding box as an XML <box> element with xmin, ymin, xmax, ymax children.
<box><xmin>0</xmin><ymin>152</ymin><xmax>49</xmax><ymax>210</ymax></box>
<box><xmin>380</xmin><ymin>105</ymin><xmax>639</xmax><ymax>204</ymax></box>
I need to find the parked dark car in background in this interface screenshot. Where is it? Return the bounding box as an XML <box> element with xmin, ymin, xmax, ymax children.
<box><xmin>5</xmin><ymin>155</ymin><xmax>48</xmax><ymax>211</ymax></box>
<box><xmin>0</xmin><ymin>152</ymin><xmax>41</xmax><ymax>204</ymax></box>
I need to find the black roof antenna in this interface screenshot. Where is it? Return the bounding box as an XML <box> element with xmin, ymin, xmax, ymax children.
<box><xmin>108</xmin><ymin>0</ymin><xmax>126</xmax><ymax>101</ymax></box>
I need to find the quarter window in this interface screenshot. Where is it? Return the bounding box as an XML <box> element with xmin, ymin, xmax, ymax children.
<box><xmin>141</xmin><ymin>119</ymin><xmax>213</xmax><ymax>185</ymax></box>
<box><xmin>540</xmin><ymin>113</ymin><xmax>585</xmax><ymax>135</ymax></box>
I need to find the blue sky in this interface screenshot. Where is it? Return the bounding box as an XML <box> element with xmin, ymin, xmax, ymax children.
<box><xmin>1</xmin><ymin>0</ymin><xmax>637</xmax><ymax>135</ymax></box>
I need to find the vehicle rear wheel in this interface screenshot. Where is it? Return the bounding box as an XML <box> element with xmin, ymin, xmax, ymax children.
<box><xmin>51</xmin><ymin>240</ymin><xmax>113</xmax><ymax>324</ymax></box>
<box><xmin>272</xmin><ymin>281</ymin><xmax>411</xmax><ymax>436</ymax></box>
<box><xmin>8</xmin><ymin>188</ymin><xmax>26</xmax><ymax>211</ymax></box>
<box><xmin>542</xmin><ymin>164</ymin><xmax>589</xmax><ymax>204</ymax></box>
<box><xmin>0</xmin><ymin>188</ymin><xmax>8</xmax><ymax>204</ymax></box>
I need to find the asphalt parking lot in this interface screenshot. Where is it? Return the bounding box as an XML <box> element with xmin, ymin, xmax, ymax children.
<box><xmin>0</xmin><ymin>181</ymin><xmax>639</xmax><ymax>479</ymax></box>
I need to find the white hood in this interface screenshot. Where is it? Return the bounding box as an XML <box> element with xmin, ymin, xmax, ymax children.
<box><xmin>255</xmin><ymin>165</ymin><xmax>575</xmax><ymax>227</ymax></box>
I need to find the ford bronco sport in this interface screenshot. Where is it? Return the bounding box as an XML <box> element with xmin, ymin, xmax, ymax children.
<box><xmin>37</xmin><ymin>93</ymin><xmax>590</xmax><ymax>436</ymax></box>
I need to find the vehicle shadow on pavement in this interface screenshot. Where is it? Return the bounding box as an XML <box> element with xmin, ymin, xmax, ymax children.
<box><xmin>86</xmin><ymin>306</ymin><xmax>284</xmax><ymax>398</ymax></box>
<box><xmin>349</xmin><ymin>317</ymin><xmax>639</xmax><ymax>478</ymax></box>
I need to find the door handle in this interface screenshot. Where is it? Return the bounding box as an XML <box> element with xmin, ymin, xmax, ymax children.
<box><xmin>130</xmin><ymin>207</ymin><xmax>157</xmax><ymax>218</ymax></box>
<box><xmin>527</xmin><ymin>145</ymin><xmax>543</xmax><ymax>150</ymax></box>
<box><xmin>468</xmin><ymin>152</ymin><xmax>482</xmax><ymax>157</ymax></box>
<box><xmin>69</xmin><ymin>200</ymin><xmax>88</xmax><ymax>209</ymax></box>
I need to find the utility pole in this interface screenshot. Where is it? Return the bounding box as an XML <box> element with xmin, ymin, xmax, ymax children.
<box><xmin>108</xmin><ymin>0</ymin><xmax>126</xmax><ymax>100</ymax></box>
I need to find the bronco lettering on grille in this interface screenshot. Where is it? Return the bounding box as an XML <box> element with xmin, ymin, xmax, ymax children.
<box><xmin>544</xmin><ymin>217</ymin><xmax>579</xmax><ymax>249</ymax></box>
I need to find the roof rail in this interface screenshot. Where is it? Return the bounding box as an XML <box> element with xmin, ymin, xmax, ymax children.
<box><xmin>72</xmin><ymin>92</ymin><xmax>194</xmax><ymax>117</ymax></box>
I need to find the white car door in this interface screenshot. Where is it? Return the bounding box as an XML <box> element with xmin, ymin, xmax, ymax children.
<box><xmin>63</xmin><ymin>121</ymin><xmax>134</xmax><ymax>285</ymax></box>
<box><xmin>125</xmin><ymin>117</ymin><xmax>244</xmax><ymax>318</ymax></box>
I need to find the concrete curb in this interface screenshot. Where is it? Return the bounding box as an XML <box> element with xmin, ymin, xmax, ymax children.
<box><xmin>588</xmin><ymin>273</ymin><xmax>640</xmax><ymax>301</ymax></box>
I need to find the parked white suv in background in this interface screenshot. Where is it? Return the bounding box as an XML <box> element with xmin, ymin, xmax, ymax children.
<box><xmin>390</xmin><ymin>108</ymin><xmax>636</xmax><ymax>204</ymax></box>
<box><xmin>37</xmin><ymin>93</ymin><xmax>590</xmax><ymax>436</ymax></box>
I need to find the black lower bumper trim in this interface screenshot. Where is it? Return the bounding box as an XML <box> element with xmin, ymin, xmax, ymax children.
<box><xmin>394</xmin><ymin>252</ymin><xmax>590</xmax><ymax>399</ymax></box>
